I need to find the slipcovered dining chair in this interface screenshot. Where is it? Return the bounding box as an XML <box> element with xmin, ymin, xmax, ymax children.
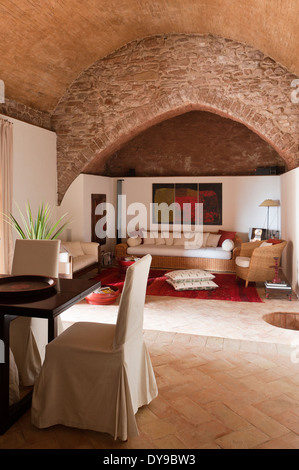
<box><xmin>235</xmin><ymin>239</ymin><xmax>287</xmax><ymax>287</ymax></box>
<box><xmin>31</xmin><ymin>254</ymin><xmax>158</xmax><ymax>441</ymax></box>
<box><xmin>9</xmin><ymin>239</ymin><xmax>61</xmax><ymax>390</ymax></box>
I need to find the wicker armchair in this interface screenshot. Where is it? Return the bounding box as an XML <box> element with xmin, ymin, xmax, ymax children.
<box><xmin>235</xmin><ymin>240</ymin><xmax>287</xmax><ymax>287</ymax></box>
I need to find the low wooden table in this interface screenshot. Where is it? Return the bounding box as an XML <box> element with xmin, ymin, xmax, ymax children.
<box><xmin>0</xmin><ymin>276</ymin><xmax>101</xmax><ymax>434</ymax></box>
<box><xmin>264</xmin><ymin>280</ymin><xmax>292</xmax><ymax>301</ymax></box>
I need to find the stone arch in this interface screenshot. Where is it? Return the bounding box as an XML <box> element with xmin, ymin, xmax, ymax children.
<box><xmin>52</xmin><ymin>34</ymin><xmax>299</xmax><ymax>204</ymax></box>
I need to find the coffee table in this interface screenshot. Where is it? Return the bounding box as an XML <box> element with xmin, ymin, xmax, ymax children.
<box><xmin>0</xmin><ymin>275</ymin><xmax>101</xmax><ymax>434</ymax></box>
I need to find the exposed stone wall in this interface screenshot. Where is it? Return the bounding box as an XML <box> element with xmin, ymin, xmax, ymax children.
<box><xmin>106</xmin><ymin>111</ymin><xmax>285</xmax><ymax>177</ymax></box>
<box><xmin>51</xmin><ymin>34</ymin><xmax>299</xmax><ymax>204</ymax></box>
<box><xmin>0</xmin><ymin>98</ymin><xmax>51</xmax><ymax>130</ymax></box>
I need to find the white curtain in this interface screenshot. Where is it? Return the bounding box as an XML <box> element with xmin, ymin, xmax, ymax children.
<box><xmin>0</xmin><ymin>118</ymin><xmax>13</xmax><ymax>274</ymax></box>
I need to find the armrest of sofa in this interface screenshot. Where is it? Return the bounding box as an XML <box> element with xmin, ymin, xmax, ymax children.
<box><xmin>80</xmin><ymin>242</ymin><xmax>100</xmax><ymax>258</ymax></box>
<box><xmin>115</xmin><ymin>243</ymin><xmax>128</xmax><ymax>258</ymax></box>
<box><xmin>59</xmin><ymin>251</ymin><xmax>73</xmax><ymax>278</ymax></box>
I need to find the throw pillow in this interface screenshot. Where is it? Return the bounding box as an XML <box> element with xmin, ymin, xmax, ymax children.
<box><xmin>184</xmin><ymin>231</ymin><xmax>202</xmax><ymax>249</ymax></box>
<box><xmin>206</xmin><ymin>233</ymin><xmax>221</xmax><ymax>247</ymax></box>
<box><xmin>153</xmin><ymin>233</ymin><xmax>165</xmax><ymax>245</ymax></box>
<box><xmin>166</xmin><ymin>278</ymin><xmax>218</xmax><ymax>291</ymax></box>
<box><xmin>142</xmin><ymin>232</ymin><xmax>156</xmax><ymax>245</ymax></box>
<box><xmin>127</xmin><ymin>237</ymin><xmax>142</xmax><ymax>247</ymax></box>
<box><xmin>173</xmin><ymin>232</ymin><xmax>185</xmax><ymax>245</ymax></box>
<box><xmin>162</xmin><ymin>232</ymin><xmax>174</xmax><ymax>246</ymax></box>
<box><xmin>267</xmin><ymin>238</ymin><xmax>282</xmax><ymax>244</ymax></box>
<box><xmin>165</xmin><ymin>269</ymin><xmax>215</xmax><ymax>282</ymax></box>
<box><xmin>217</xmin><ymin>230</ymin><xmax>236</xmax><ymax>247</ymax></box>
<box><xmin>259</xmin><ymin>242</ymin><xmax>273</xmax><ymax>247</ymax></box>
<box><xmin>202</xmin><ymin>232</ymin><xmax>210</xmax><ymax>247</ymax></box>
<box><xmin>222</xmin><ymin>239</ymin><xmax>235</xmax><ymax>251</ymax></box>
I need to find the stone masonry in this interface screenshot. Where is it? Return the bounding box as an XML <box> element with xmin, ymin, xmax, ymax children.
<box><xmin>48</xmin><ymin>34</ymin><xmax>299</xmax><ymax>203</ymax></box>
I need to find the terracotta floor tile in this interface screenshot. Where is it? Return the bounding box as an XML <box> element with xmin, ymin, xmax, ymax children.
<box><xmin>204</xmin><ymin>402</ymin><xmax>248</xmax><ymax>431</ymax></box>
<box><xmin>140</xmin><ymin>418</ymin><xmax>177</xmax><ymax>440</ymax></box>
<box><xmin>254</xmin><ymin>394</ymin><xmax>299</xmax><ymax>417</ymax></box>
<box><xmin>189</xmin><ymin>385</ymin><xmax>231</xmax><ymax>405</ymax></box>
<box><xmin>237</xmin><ymin>405</ymin><xmax>290</xmax><ymax>438</ymax></box>
<box><xmin>169</xmin><ymin>396</ymin><xmax>211</xmax><ymax>426</ymax></box>
<box><xmin>147</xmin><ymin>395</ymin><xmax>175</xmax><ymax>419</ymax></box>
<box><xmin>3</xmin><ymin>275</ymin><xmax>299</xmax><ymax>449</ymax></box>
<box><xmin>176</xmin><ymin>419</ymin><xmax>229</xmax><ymax>449</ymax></box>
<box><xmin>215</xmin><ymin>425</ymin><xmax>269</xmax><ymax>449</ymax></box>
<box><xmin>256</xmin><ymin>432</ymin><xmax>299</xmax><ymax>449</ymax></box>
<box><xmin>153</xmin><ymin>434</ymin><xmax>187</xmax><ymax>449</ymax></box>
<box><xmin>273</xmin><ymin>410</ymin><xmax>299</xmax><ymax>435</ymax></box>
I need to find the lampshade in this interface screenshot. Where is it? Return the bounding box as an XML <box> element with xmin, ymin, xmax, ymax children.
<box><xmin>259</xmin><ymin>199</ymin><xmax>280</xmax><ymax>207</ymax></box>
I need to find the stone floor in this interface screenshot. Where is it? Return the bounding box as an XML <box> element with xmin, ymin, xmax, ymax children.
<box><xmin>1</xmin><ymin>280</ymin><xmax>299</xmax><ymax>450</ymax></box>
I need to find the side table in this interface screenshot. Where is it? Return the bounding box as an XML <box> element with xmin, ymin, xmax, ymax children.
<box><xmin>264</xmin><ymin>281</ymin><xmax>292</xmax><ymax>301</ymax></box>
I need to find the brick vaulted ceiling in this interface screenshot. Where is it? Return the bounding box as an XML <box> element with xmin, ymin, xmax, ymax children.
<box><xmin>0</xmin><ymin>0</ymin><xmax>299</xmax><ymax>113</ymax></box>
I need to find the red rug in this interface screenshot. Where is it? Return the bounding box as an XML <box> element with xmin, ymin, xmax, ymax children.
<box><xmin>92</xmin><ymin>268</ymin><xmax>263</xmax><ymax>303</ymax></box>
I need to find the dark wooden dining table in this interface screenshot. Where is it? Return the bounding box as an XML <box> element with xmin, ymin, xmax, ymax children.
<box><xmin>0</xmin><ymin>275</ymin><xmax>101</xmax><ymax>434</ymax></box>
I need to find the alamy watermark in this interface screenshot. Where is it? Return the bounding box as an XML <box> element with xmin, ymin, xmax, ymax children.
<box><xmin>291</xmin><ymin>79</ymin><xmax>299</xmax><ymax>104</ymax></box>
<box><xmin>0</xmin><ymin>79</ymin><xmax>5</xmax><ymax>104</ymax></box>
<box><xmin>94</xmin><ymin>196</ymin><xmax>204</xmax><ymax>245</ymax></box>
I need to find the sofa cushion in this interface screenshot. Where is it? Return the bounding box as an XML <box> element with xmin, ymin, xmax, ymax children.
<box><xmin>222</xmin><ymin>239</ymin><xmax>235</xmax><ymax>251</ymax></box>
<box><xmin>166</xmin><ymin>278</ymin><xmax>218</xmax><ymax>291</ymax></box>
<box><xmin>73</xmin><ymin>254</ymin><xmax>97</xmax><ymax>272</ymax></box>
<box><xmin>259</xmin><ymin>242</ymin><xmax>273</xmax><ymax>247</ymax></box>
<box><xmin>235</xmin><ymin>256</ymin><xmax>250</xmax><ymax>268</ymax></box>
<box><xmin>127</xmin><ymin>236</ymin><xmax>142</xmax><ymax>247</ymax></box>
<box><xmin>206</xmin><ymin>233</ymin><xmax>221</xmax><ymax>247</ymax></box>
<box><xmin>217</xmin><ymin>230</ymin><xmax>236</xmax><ymax>246</ymax></box>
<box><xmin>165</xmin><ymin>269</ymin><xmax>215</xmax><ymax>282</ymax></box>
<box><xmin>267</xmin><ymin>238</ymin><xmax>282</xmax><ymax>245</ymax></box>
<box><xmin>62</xmin><ymin>241</ymin><xmax>84</xmax><ymax>257</ymax></box>
<box><xmin>127</xmin><ymin>244</ymin><xmax>232</xmax><ymax>260</ymax></box>
<box><xmin>142</xmin><ymin>232</ymin><xmax>156</xmax><ymax>245</ymax></box>
<box><xmin>202</xmin><ymin>232</ymin><xmax>210</xmax><ymax>247</ymax></box>
<box><xmin>153</xmin><ymin>233</ymin><xmax>165</xmax><ymax>245</ymax></box>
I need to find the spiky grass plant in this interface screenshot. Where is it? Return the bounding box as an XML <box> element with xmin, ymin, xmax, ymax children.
<box><xmin>4</xmin><ymin>202</ymin><xmax>69</xmax><ymax>240</ymax></box>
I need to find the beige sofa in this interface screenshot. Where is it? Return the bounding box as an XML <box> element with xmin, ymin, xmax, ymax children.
<box><xmin>59</xmin><ymin>241</ymin><xmax>100</xmax><ymax>278</ymax></box>
<box><xmin>115</xmin><ymin>230</ymin><xmax>242</xmax><ymax>272</ymax></box>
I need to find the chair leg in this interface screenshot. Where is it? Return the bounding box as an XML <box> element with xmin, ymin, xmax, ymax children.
<box><xmin>245</xmin><ymin>280</ymin><xmax>249</xmax><ymax>288</ymax></box>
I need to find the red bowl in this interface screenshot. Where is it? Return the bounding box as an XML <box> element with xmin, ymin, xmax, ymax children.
<box><xmin>85</xmin><ymin>286</ymin><xmax>119</xmax><ymax>305</ymax></box>
<box><xmin>118</xmin><ymin>259</ymin><xmax>135</xmax><ymax>267</ymax></box>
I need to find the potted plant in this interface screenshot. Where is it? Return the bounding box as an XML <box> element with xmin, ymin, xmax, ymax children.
<box><xmin>4</xmin><ymin>201</ymin><xmax>69</xmax><ymax>239</ymax></box>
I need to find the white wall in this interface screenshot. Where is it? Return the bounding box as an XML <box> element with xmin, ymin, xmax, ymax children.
<box><xmin>59</xmin><ymin>174</ymin><xmax>281</xmax><ymax>253</ymax></box>
<box><xmin>121</xmin><ymin>175</ymin><xmax>281</xmax><ymax>239</ymax></box>
<box><xmin>280</xmin><ymin>168</ymin><xmax>299</xmax><ymax>295</ymax></box>
<box><xmin>58</xmin><ymin>174</ymin><xmax>116</xmax><ymax>251</ymax></box>
<box><xmin>0</xmin><ymin>115</ymin><xmax>57</xmax><ymax>243</ymax></box>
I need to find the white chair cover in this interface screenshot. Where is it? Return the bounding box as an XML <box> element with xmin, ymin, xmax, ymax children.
<box><xmin>9</xmin><ymin>239</ymin><xmax>60</xmax><ymax>389</ymax></box>
<box><xmin>31</xmin><ymin>254</ymin><xmax>158</xmax><ymax>440</ymax></box>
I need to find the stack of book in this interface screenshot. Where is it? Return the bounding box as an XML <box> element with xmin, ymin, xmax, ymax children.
<box><xmin>265</xmin><ymin>280</ymin><xmax>291</xmax><ymax>289</ymax></box>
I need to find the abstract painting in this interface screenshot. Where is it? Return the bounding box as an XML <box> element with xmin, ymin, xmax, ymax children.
<box><xmin>152</xmin><ymin>183</ymin><xmax>222</xmax><ymax>225</ymax></box>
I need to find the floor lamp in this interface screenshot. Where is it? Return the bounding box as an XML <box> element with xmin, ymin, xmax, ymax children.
<box><xmin>259</xmin><ymin>199</ymin><xmax>280</xmax><ymax>238</ymax></box>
